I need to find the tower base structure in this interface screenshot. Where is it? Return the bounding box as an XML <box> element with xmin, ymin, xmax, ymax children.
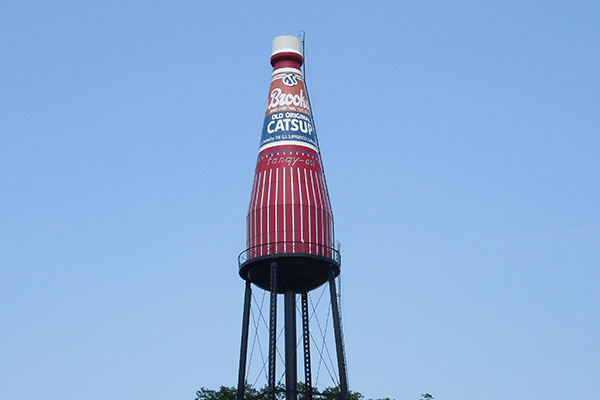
<box><xmin>236</xmin><ymin>259</ymin><xmax>348</xmax><ymax>400</ymax></box>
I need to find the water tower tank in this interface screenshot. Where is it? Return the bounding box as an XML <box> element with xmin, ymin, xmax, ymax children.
<box><xmin>238</xmin><ymin>35</ymin><xmax>340</xmax><ymax>293</ymax></box>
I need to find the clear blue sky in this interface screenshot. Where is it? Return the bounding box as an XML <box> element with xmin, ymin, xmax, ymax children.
<box><xmin>1</xmin><ymin>2</ymin><xmax>598</xmax><ymax>399</ymax></box>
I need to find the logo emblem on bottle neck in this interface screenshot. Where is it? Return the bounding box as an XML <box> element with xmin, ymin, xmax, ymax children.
<box><xmin>282</xmin><ymin>73</ymin><xmax>299</xmax><ymax>87</ymax></box>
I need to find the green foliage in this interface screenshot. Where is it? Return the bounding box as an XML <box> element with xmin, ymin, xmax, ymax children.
<box><xmin>195</xmin><ymin>385</ymin><xmax>236</xmax><ymax>400</ymax></box>
<box><xmin>195</xmin><ymin>383</ymin><xmax>430</xmax><ymax>400</ymax></box>
<box><xmin>195</xmin><ymin>383</ymin><xmax>361</xmax><ymax>400</ymax></box>
<box><xmin>320</xmin><ymin>385</ymin><xmax>363</xmax><ymax>400</ymax></box>
<box><xmin>195</xmin><ymin>383</ymin><xmax>260</xmax><ymax>400</ymax></box>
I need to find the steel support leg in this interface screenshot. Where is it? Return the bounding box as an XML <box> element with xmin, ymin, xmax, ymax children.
<box><xmin>301</xmin><ymin>292</ymin><xmax>312</xmax><ymax>400</ymax></box>
<box><xmin>328</xmin><ymin>273</ymin><xmax>348</xmax><ymax>400</ymax></box>
<box><xmin>284</xmin><ymin>290</ymin><xmax>297</xmax><ymax>400</ymax></box>
<box><xmin>268</xmin><ymin>262</ymin><xmax>278</xmax><ymax>400</ymax></box>
<box><xmin>237</xmin><ymin>281</ymin><xmax>252</xmax><ymax>400</ymax></box>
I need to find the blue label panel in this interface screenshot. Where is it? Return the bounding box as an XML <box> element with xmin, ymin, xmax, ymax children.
<box><xmin>259</xmin><ymin>111</ymin><xmax>317</xmax><ymax>149</ymax></box>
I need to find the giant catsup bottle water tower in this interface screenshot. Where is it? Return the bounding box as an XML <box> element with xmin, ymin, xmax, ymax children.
<box><xmin>236</xmin><ymin>35</ymin><xmax>348</xmax><ymax>400</ymax></box>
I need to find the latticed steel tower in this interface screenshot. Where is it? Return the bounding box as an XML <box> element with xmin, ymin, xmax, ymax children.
<box><xmin>236</xmin><ymin>35</ymin><xmax>349</xmax><ymax>400</ymax></box>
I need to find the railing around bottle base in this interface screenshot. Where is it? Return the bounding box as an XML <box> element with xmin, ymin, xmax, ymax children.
<box><xmin>238</xmin><ymin>241</ymin><xmax>341</xmax><ymax>267</ymax></box>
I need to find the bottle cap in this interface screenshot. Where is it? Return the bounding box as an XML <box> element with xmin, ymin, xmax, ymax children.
<box><xmin>271</xmin><ymin>35</ymin><xmax>302</xmax><ymax>57</ymax></box>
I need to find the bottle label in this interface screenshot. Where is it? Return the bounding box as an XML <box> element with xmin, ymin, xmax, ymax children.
<box><xmin>259</xmin><ymin>69</ymin><xmax>317</xmax><ymax>151</ymax></box>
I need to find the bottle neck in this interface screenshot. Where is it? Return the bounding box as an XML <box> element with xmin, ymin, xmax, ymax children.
<box><xmin>272</xmin><ymin>60</ymin><xmax>302</xmax><ymax>70</ymax></box>
<box><xmin>270</xmin><ymin>51</ymin><xmax>303</xmax><ymax>69</ymax></box>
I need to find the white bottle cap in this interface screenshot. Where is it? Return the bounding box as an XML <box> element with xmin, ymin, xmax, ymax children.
<box><xmin>271</xmin><ymin>35</ymin><xmax>302</xmax><ymax>57</ymax></box>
